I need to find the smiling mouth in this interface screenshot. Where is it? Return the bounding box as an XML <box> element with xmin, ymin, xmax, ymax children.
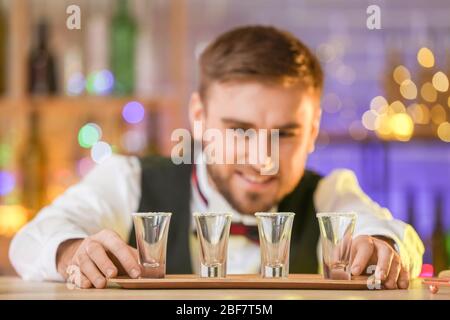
<box><xmin>236</xmin><ymin>171</ymin><xmax>276</xmax><ymax>186</ymax></box>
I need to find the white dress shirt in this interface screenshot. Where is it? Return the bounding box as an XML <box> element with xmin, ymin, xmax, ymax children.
<box><xmin>9</xmin><ymin>155</ymin><xmax>425</xmax><ymax>282</ymax></box>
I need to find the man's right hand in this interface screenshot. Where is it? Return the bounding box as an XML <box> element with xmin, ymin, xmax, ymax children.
<box><xmin>56</xmin><ymin>230</ymin><xmax>141</xmax><ymax>289</ymax></box>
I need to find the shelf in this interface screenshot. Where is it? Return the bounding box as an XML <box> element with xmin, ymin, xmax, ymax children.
<box><xmin>0</xmin><ymin>96</ymin><xmax>178</xmax><ymax>117</ymax></box>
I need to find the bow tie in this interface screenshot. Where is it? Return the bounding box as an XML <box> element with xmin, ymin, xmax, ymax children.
<box><xmin>191</xmin><ymin>165</ymin><xmax>260</xmax><ymax>244</ymax></box>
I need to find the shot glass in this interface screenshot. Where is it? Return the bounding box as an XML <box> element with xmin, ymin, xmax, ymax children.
<box><xmin>132</xmin><ymin>212</ymin><xmax>172</xmax><ymax>278</ymax></box>
<box><xmin>255</xmin><ymin>212</ymin><xmax>295</xmax><ymax>278</ymax></box>
<box><xmin>316</xmin><ymin>212</ymin><xmax>357</xmax><ymax>280</ymax></box>
<box><xmin>194</xmin><ymin>212</ymin><xmax>232</xmax><ymax>278</ymax></box>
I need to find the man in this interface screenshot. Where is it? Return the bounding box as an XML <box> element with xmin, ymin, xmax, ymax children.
<box><xmin>10</xmin><ymin>25</ymin><xmax>424</xmax><ymax>289</ymax></box>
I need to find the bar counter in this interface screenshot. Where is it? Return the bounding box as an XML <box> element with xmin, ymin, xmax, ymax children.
<box><xmin>0</xmin><ymin>276</ymin><xmax>449</xmax><ymax>300</ymax></box>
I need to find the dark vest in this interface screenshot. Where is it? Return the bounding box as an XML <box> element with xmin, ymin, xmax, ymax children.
<box><xmin>129</xmin><ymin>156</ymin><xmax>322</xmax><ymax>274</ymax></box>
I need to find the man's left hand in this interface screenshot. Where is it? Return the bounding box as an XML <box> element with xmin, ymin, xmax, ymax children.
<box><xmin>350</xmin><ymin>235</ymin><xmax>409</xmax><ymax>289</ymax></box>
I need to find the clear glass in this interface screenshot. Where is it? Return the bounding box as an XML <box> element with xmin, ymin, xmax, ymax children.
<box><xmin>316</xmin><ymin>212</ymin><xmax>357</xmax><ymax>280</ymax></box>
<box><xmin>255</xmin><ymin>212</ymin><xmax>295</xmax><ymax>278</ymax></box>
<box><xmin>132</xmin><ymin>212</ymin><xmax>172</xmax><ymax>278</ymax></box>
<box><xmin>194</xmin><ymin>212</ymin><xmax>232</xmax><ymax>278</ymax></box>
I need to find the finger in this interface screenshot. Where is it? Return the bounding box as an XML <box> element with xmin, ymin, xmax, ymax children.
<box><xmin>397</xmin><ymin>264</ymin><xmax>410</xmax><ymax>289</ymax></box>
<box><xmin>383</xmin><ymin>258</ymin><xmax>401</xmax><ymax>289</ymax></box>
<box><xmin>85</xmin><ymin>240</ymin><xmax>118</xmax><ymax>278</ymax></box>
<box><xmin>77</xmin><ymin>252</ymin><xmax>107</xmax><ymax>289</ymax></box>
<box><xmin>373</xmin><ymin>240</ymin><xmax>394</xmax><ymax>281</ymax></box>
<box><xmin>66</xmin><ymin>265</ymin><xmax>91</xmax><ymax>289</ymax></box>
<box><xmin>350</xmin><ymin>236</ymin><xmax>375</xmax><ymax>275</ymax></box>
<box><xmin>78</xmin><ymin>273</ymin><xmax>92</xmax><ymax>289</ymax></box>
<box><xmin>95</xmin><ymin>230</ymin><xmax>141</xmax><ymax>278</ymax></box>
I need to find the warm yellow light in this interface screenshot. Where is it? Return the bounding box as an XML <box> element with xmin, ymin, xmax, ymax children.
<box><xmin>448</xmin><ymin>96</ymin><xmax>450</xmax><ymax>108</ymax></box>
<box><xmin>432</xmin><ymin>71</ymin><xmax>449</xmax><ymax>92</ymax></box>
<box><xmin>370</xmin><ymin>96</ymin><xmax>388</xmax><ymax>113</ymax></box>
<box><xmin>407</xmin><ymin>103</ymin><xmax>431</xmax><ymax>124</ymax></box>
<box><xmin>0</xmin><ymin>205</ymin><xmax>29</xmax><ymax>237</ymax></box>
<box><xmin>390</xmin><ymin>113</ymin><xmax>414</xmax><ymax>141</ymax></box>
<box><xmin>390</xmin><ymin>100</ymin><xmax>406</xmax><ymax>113</ymax></box>
<box><xmin>437</xmin><ymin>122</ymin><xmax>450</xmax><ymax>142</ymax></box>
<box><xmin>375</xmin><ymin>114</ymin><xmax>392</xmax><ymax>138</ymax></box>
<box><xmin>417</xmin><ymin>47</ymin><xmax>435</xmax><ymax>68</ymax></box>
<box><xmin>430</xmin><ymin>104</ymin><xmax>447</xmax><ymax>125</ymax></box>
<box><xmin>421</xmin><ymin>82</ymin><xmax>437</xmax><ymax>102</ymax></box>
<box><xmin>362</xmin><ymin>110</ymin><xmax>380</xmax><ymax>131</ymax></box>
<box><xmin>393</xmin><ymin>65</ymin><xmax>411</xmax><ymax>85</ymax></box>
<box><xmin>399</xmin><ymin>79</ymin><xmax>418</xmax><ymax>100</ymax></box>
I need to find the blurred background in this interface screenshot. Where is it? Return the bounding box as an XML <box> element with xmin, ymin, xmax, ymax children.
<box><xmin>0</xmin><ymin>0</ymin><xmax>448</xmax><ymax>277</ymax></box>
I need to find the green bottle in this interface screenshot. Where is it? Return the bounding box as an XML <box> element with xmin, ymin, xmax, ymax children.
<box><xmin>111</xmin><ymin>0</ymin><xmax>136</xmax><ymax>96</ymax></box>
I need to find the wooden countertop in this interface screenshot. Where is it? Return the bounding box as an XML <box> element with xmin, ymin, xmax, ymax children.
<box><xmin>0</xmin><ymin>276</ymin><xmax>449</xmax><ymax>300</ymax></box>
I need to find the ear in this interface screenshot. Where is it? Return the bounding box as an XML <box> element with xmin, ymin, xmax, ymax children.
<box><xmin>307</xmin><ymin>103</ymin><xmax>322</xmax><ymax>154</ymax></box>
<box><xmin>189</xmin><ymin>92</ymin><xmax>206</xmax><ymax>140</ymax></box>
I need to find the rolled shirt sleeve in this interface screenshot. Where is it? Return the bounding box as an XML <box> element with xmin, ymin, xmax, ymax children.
<box><xmin>9</xmin><ymin>155</ymin><xmax>142</xmax><ymax>282</ymax></box>
<box><xmin>314</xmin><ymin>169</ymin><xmax>425</xmax><ymax>278</ymax></box>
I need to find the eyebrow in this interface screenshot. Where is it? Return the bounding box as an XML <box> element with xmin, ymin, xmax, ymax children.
<box><xmin>221</xmin><ymin>118</ymin><xmax>302</xmax><ymax>130</ymax></box>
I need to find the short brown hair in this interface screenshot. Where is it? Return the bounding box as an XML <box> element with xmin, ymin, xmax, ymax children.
<box><xmin>199</xmin><ymin>25</ymin><xmax>323</xmax><ymax>100</ymax></box>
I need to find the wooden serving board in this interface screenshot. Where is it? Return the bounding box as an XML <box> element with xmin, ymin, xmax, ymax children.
<box><xmin>108</xmin><ymin>274</ymin><xmax>369</xmax><ymax>290</ymax></box>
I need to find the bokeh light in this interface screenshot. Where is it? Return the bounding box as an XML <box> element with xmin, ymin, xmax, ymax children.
<box><xmin>437</xmin><ymin>122</ymin><xmax>450</xmax><ymax>142</ymax></box>
<box><xmin>335</xmin><ymin>64</ymin><xmax>356</xmax><ymax>85</ymax></box>
<box><xmin>0</xmin><ymin>171</ymin><xmax>15</xmax><ymax>196</ymax></box>
<box><xmin>362</xmin><ymin>110</ymin><xmax>380</xmax><ymax>131</ymax></box>
<box><xmin>393</xmin><ymin>65</ymin><xmax>411</xmax><ymax>85</ymax></box>
<box><xmin>430</xmin><ymin>104</ymin><xmax>447</xmax><ymax>125</ymax></box>
<box><xmin>122</xmin><ymin>101</ymin><xmax>145</xmax><ymax>124</ymax></box>
<box><xmin>417</xmin><ymin>47</ymin><xmax>435</xmax><ymax>68</ymax></box>
<box><xmin>399</xmin><ymin>79</ymin><xmax>418</xmax><ymax>100</ymax></box>
<box><xmin>370</xmin><ymin>95</ymin><xmax>388</xmax><ymax>113</ymax></box>
<box><xmin>0</xmin><ymin>205</ymin><xmax>28</xmax><ymax>236</ymax></box>
<box><xmin>432</xmin><ymin>71</ymin><xmax>449</xmax><ymax>92</ymax></box>
<box><xmin>66</xmin><ymin>72</ymin><xmax>85</xmax><ymax>96</ymax></box>
<box><xmin>420</xmin><ymin>82</ymin><xmax>437</xmax><ymax>103</ymax></box>
<box><xmin>407</xmin><ymin>103</ymin><xmax>430</xmax><ymax>124</ymax></box>
<box><xmin>77</xmin><ymin>157</ymin><xmax>96</xmax><ymax>177</ymax></box>
<box><xmin>0</xmin><ymin>143</ymin><xmax>12</xmax><ymax>167</ymax></box>
<box><xmin>78</xmin><ymin>123</ymin><xmax>102</xmax><ymax>149</ymax></box>
<box><xmin>390</xmin><ymin>100</ymin><xmax>406</xmax><ymax>113</ymax></box>
<box><xmin>91</xmin><ymin>141</ymin><xmax>112</xmax><ymax>164</ymax></box>
<box><xmin>390</xmin><ymin>113</ymin><xmax>414</xmax><ymax>141</ymax></box>
<box><xmin>121</xmin><ymin>129</ymin><xmax>147</xmax><ymax>153</ymax></box>
<box><xmin>86</xmin><ymin>70</ymin><xmax>115</xmax><ymax>95</ymax></box>
<box><xmin>316</xmin><ymin>43</ymin><xmax>336</xmax><ymax>63</ymax></box>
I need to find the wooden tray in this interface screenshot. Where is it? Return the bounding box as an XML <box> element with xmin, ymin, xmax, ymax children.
<box><xmin>108</xmin><ymin>274</ymin><xmax>369</xmax><ymax>290</ymax></box>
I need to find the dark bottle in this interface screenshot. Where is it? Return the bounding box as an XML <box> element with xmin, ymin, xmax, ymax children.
<box><xmin>19</xmin><ymin>108</ymin><xmax>47</xmax><ymax>214</ymax></box>
<box><xmin>28</xmin><ymin>21</ymin><xmax>58</xmax><ymax>94</ymax></box>
<box><xmin>432</xmin><ymin>192</ymin><xmax>449</xmax><ymax>274</ymax></box>
<box><xmin>111</xmin><ymin>0</ymin><xmax>136</xmax><ymax>95</ymax></box>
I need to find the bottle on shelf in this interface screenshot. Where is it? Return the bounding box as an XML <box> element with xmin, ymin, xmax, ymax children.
<box><xmin>18</xmin><ymin>108</ymin><xmax>47</xmax><ymax>214</ymax></box>
<box><xmin>111</xmin><ymin>0</ymin><xmax>136</xmax><ymax>96</ymax></box>
<box><xmin>28</xmin><ymin>20</ymin><xmax>58</xmax><ymax>95</ymax></box>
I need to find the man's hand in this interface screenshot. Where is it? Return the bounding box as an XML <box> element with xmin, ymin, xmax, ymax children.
<box><xmin>350</xmin><ymin>235</ymin><xmax>409</xmax><ymax>289</ymax></box>
<box><xmin>56</xmin><ymin>230</ymin><xmax>141</xmax><ymax>289</ymax></box>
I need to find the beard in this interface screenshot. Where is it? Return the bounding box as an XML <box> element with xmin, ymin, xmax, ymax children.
<box><xmin>206</xmin><ymin>164</ymin><xmax>279</xmax><ymax>215</ymax></box>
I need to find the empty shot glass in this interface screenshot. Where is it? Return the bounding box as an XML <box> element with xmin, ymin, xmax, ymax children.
<box><xmin>194</xmin><ymin>212</ymin><xmax>232</xmax><ymax>278</ymax></box>
<box><xmin>255</xmin><ymin>212</ymin><xmax>295</xmax><ymax>278</ymax></box>
<box><xmin>132</xmin><ymin>212</ymin><xmax>172</xmax><ymax>278</ymax></box>
<box><xmin>316</xmin><ymin>212</ymin><xmax>357</xmax><ymax>280</ymax></box>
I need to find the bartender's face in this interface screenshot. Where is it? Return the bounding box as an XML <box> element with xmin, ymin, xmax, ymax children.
<box><xmin>189</xmin><ymin>81</ymin><xmax>321</xmax><ymax>214</ymax></box>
